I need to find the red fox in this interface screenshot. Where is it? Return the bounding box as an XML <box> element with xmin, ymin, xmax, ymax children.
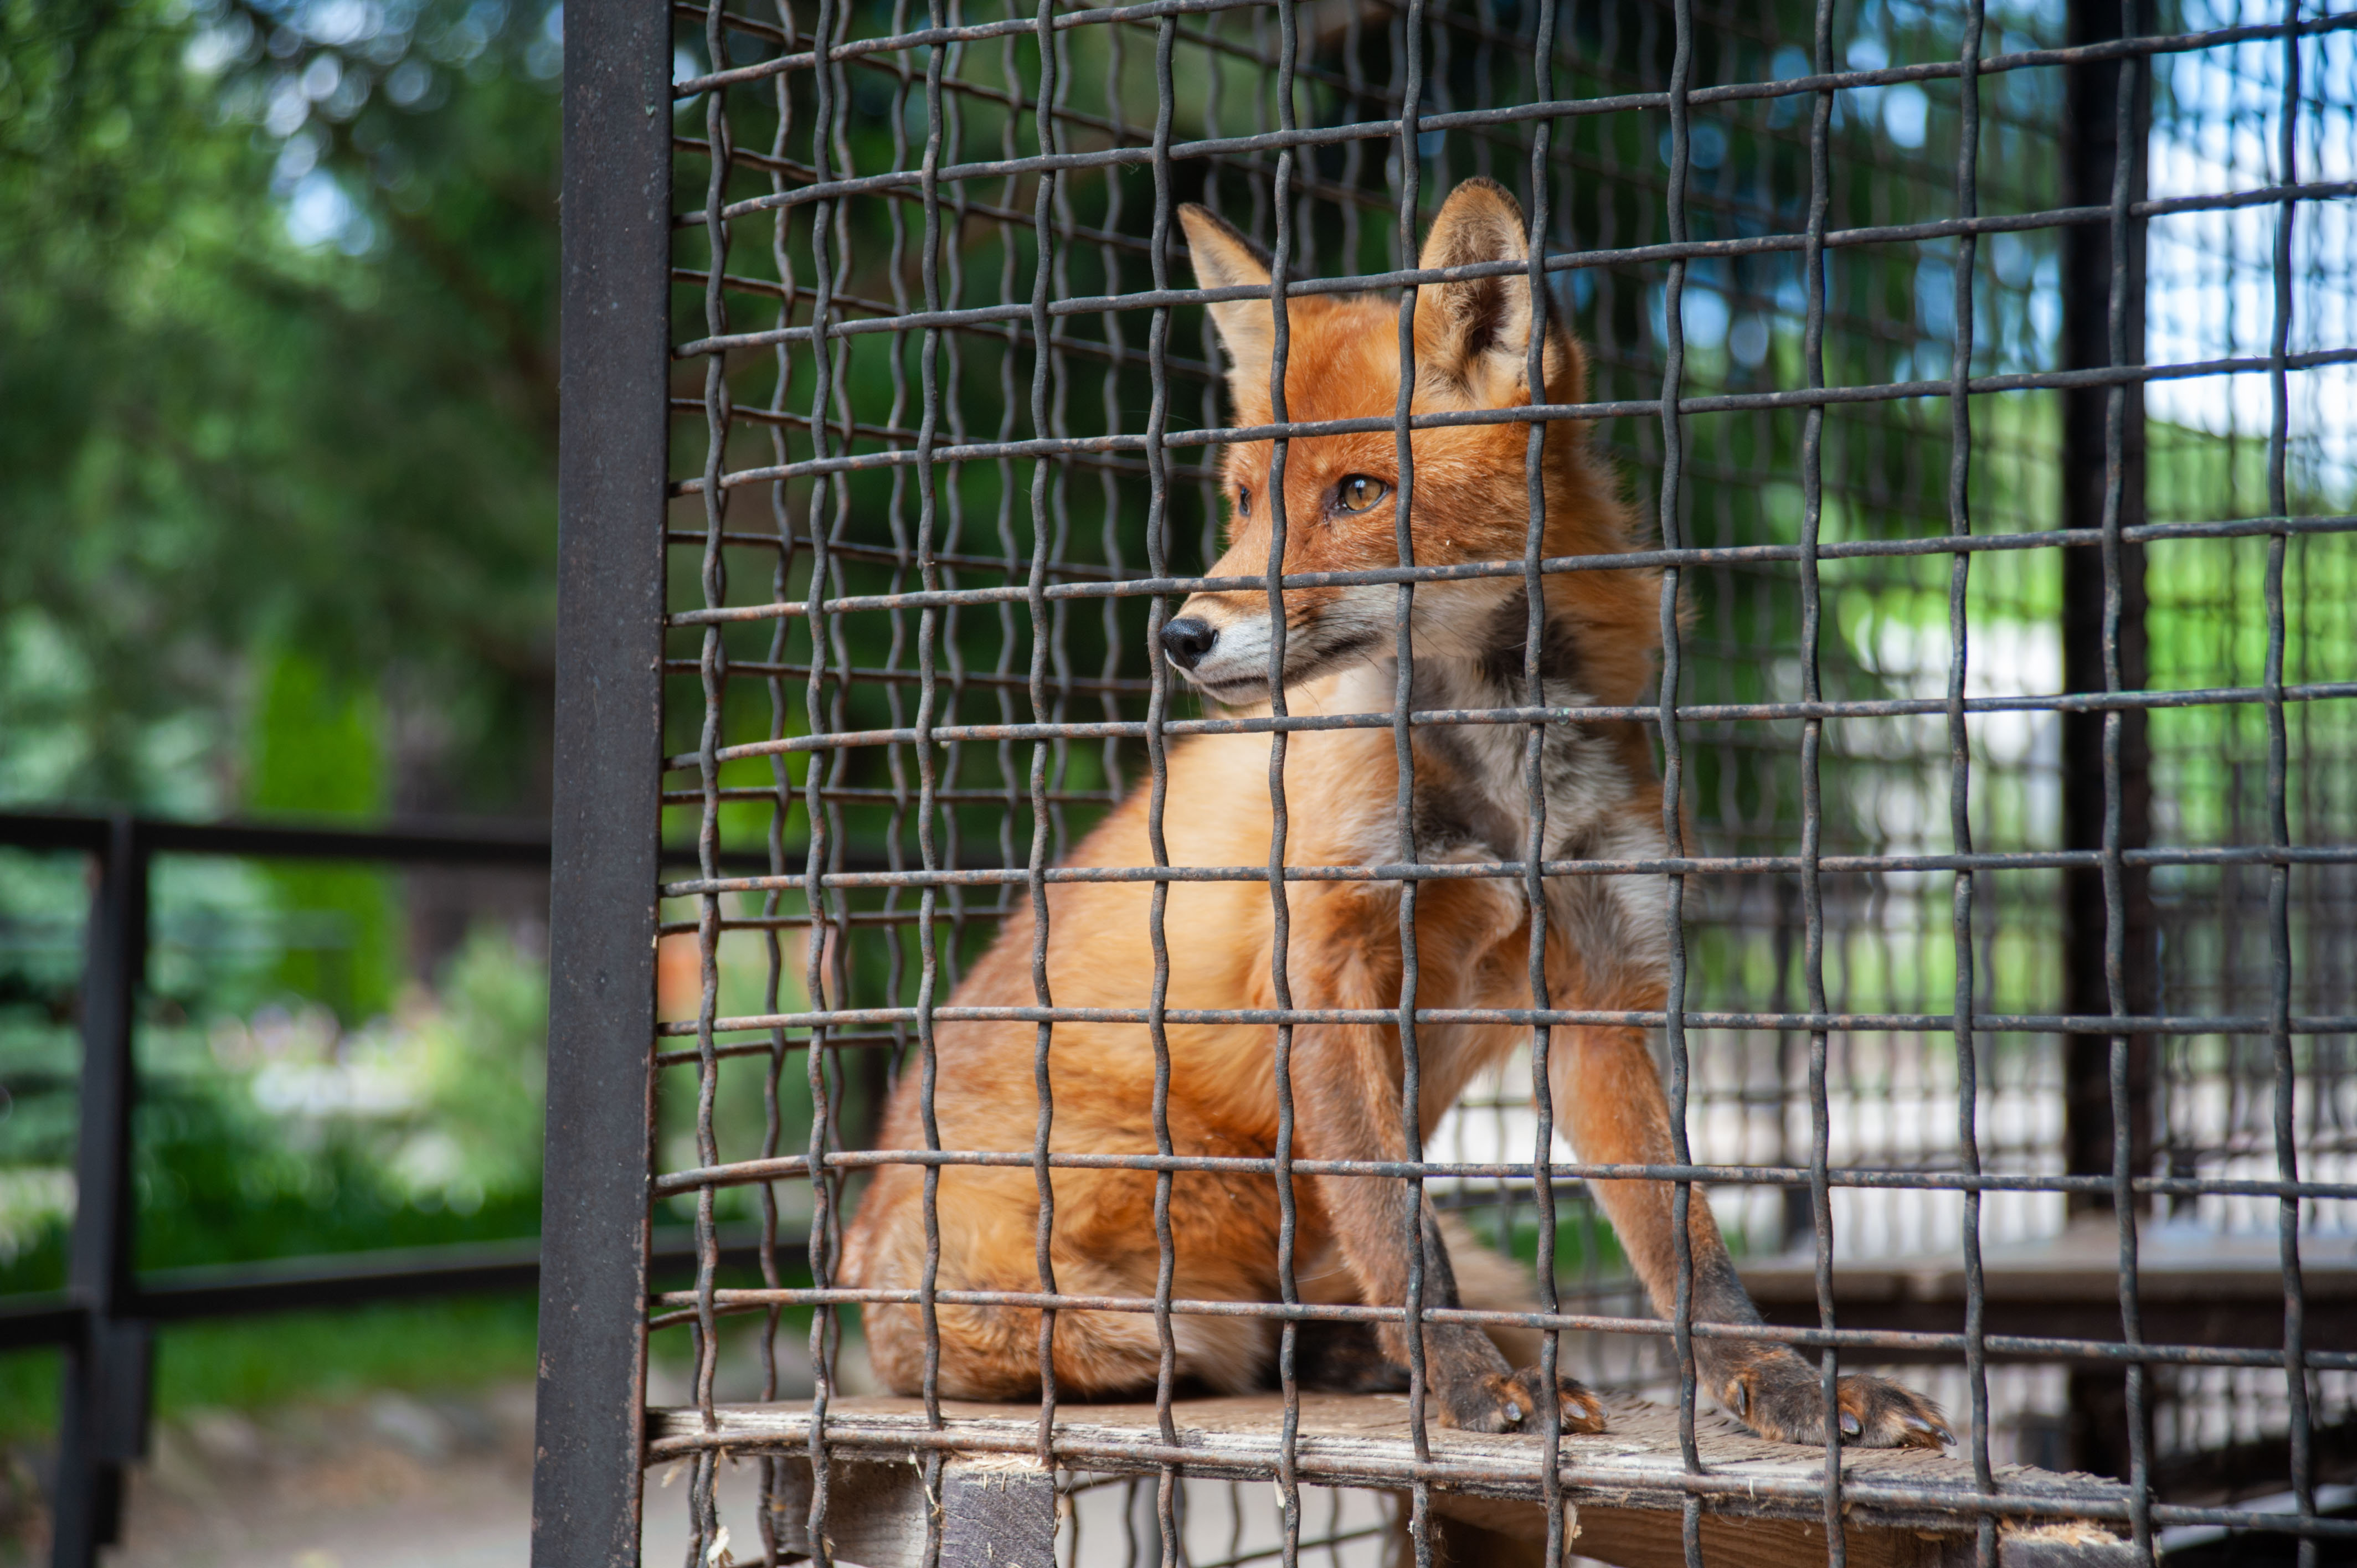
<box><xmin>841</xmin><ymin>178</ymin><xmax>1950</xmax><ymax>1450</ymax></box>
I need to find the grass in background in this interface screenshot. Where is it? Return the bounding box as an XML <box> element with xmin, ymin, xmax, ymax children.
<box><xmin>0</xmin><ymin>1293</ymin><xmax>538</xmax><ymax>1447</ymax></box>
<box><xmin>0</xmin><ymin>1351</ymin><xmax>58</xmax><ymax>1447</ymax></box>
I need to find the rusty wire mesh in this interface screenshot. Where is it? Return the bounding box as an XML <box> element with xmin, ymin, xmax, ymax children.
<box><xmin>624</xmin><ymin>0</ymin><xmax>2357</xmax><ymax>1560</ymax></box>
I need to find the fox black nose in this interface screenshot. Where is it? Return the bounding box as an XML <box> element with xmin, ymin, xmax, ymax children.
<box><xmin>1161</xmin><ymin>617</ymin><xmax>1217</xmax><ymax>670</ymax></box>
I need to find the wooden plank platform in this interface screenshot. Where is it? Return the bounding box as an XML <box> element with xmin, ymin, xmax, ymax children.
<box><xmin>650</xmin><ymin>1392</ymin><xmax>2137</xmax><ymax>1568</ymax></box>
<box><xmin>1742</xmin><ymin>1221</ymin><xmax>2356</xmax><ymax>1357</ymax></box>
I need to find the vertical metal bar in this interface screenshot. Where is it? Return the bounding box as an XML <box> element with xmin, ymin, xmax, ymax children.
<box><xmin>1945</xmin><ymin>4</ymin><xmax>1996</xmax><ymax>1564</ymax></box>
<box><xmin>992</xmin><ymin>16</ymin><xmax>1025</xmax><ymax>889</ymax></box>
<box><xmin>816</xmin><ymin>0</ymin><xmax>860</xmax><ymax>1205</ymax></box>
<box><xmin>1519</xmin><ymin>3</ymin><xmax>1565</xmax><ymax>1555</ymax></box>
<box><xmin>881</xmin><ymin>0</ymin><xmax>924</xmax><ymax>1178</ymax></box>
<box><xmin>533</xmin><ymin>0</ymin><xmax>673</xmax><ymax>1558</ymax></box>
<box><xmin>1195</xmin><ymin>14</ymin><xmax>1230</xmax><ymax>576</ymax></box>
<box><xmin>1143</xmin><ymin>3</ymin><xmax>1181</xmax><ymax>1559</ymax></box>
<box><xmin>1793</xmin><ymin>0</ymin><xmax>1843</xmax><ymax>1554</ymax></box>
<box><xmin>688</xmin><ymin>11</ymin><xmax>735</xmax><ymax>1559</ymax></box>
<box><xmin>2265</xmin><ymin>4</ymin><xmax>2315</xmax><ymax>1562</ymax></box>
<box><xmin>912</xmin><ymin>0</ymin><xmax>953</xmax><ymax>1544</ymax></box>
<box><xmin>1387</xmin><ymin>8</ymin><xmax>1430</xmax><ymax>1563</ymax></box>
<box><xmin>1262</xmin><ymin>6</ymin><xmax>1303</xmax><ymax>1564</ymax></box>
<box><xmin>1025</xmin><ymin>0</ymin><xmax>1066</xmax><ymax>1489</ymax></box>
<box><xmin>806</xmin><ymin>3</ymin><xmax>852</xmax><ymax>1560</ymax></box>
<box><xmin>1657</xmin><ymin>4</ymin><xmax>1702</xmax><ymax>1565</ymax></box>
<box><xmin>2059</xmin><ymin>0</ymin><xmax>2153</xmax><ymax>1486</ymax></box>
<box><xmin>50</xmin><ymin>816</ymin><xmax>147</xmax><ymax>1568</ymax></box>
<box><xmin>2100</xmin><ymin>0</ymin><xmax>2152</xmax><ymax>1550</ymax></box>
<box><xmin>757</xmin><ymin>7</ymin><xmax>809</xmax><ymax>1559</ymax></box>
<box><xmin>933</xmin><ymin>6</ymin><xmax>975</xmax><ymax>1013</ymax></box>
<box><xmin>2060</xmin><ymin>0</ymin><xmax>2155</xmax><ymax>1219</ymax></box>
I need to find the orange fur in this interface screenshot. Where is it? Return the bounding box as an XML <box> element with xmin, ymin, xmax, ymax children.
<box><xmin>841</xmin><ymin>181</ymin><xmax>1948</xmax><ymax>1450</ymax></box>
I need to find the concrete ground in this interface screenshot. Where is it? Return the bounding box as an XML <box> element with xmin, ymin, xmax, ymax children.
<box><xmin>2</xmin><ymin>1386</ymin><xmax>536</xmax><ymax>1568</ymax></box>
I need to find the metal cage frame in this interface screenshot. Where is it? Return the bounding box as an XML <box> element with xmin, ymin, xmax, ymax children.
<box><xmin>537</xmin><ymin>0</ymin><xmax>2357</xmax><ymax>1563</ymax></box>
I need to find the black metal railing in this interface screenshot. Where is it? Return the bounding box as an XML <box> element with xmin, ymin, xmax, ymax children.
<box><xmin>0</xmin><ymin>811</ymin><xmax>550</xmax><ymax>1565</ymax></box>
<box><xmin>1</xmin><ymin>807</ymin><xmax>852</xmax><ymax>1567</ymax></box>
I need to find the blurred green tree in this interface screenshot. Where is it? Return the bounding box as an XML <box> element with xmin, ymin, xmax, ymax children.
<box><xmin>0</xmin><ymin>0</ymin><xmax>569</xmax><ymax>1307</ymax></box>
<box><xmin>0</xmin><ymin>0</ymin><xmax>564</xmax><ymax>820</ymax></box>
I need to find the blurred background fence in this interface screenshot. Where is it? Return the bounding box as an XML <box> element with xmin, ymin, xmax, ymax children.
<box><xmin>0</xmin><ymin>812</ymin><xmax>552</xmax><ymax>1559</ymax></box>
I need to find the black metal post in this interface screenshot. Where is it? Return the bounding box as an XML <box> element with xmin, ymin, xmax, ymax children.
<box><xmin>50</xmin><ymin>816</ymin><xmax>150</xmax><ymax>1568</ymax></box>
<box><xmin>531</xmin><ymin>0</ymin><xmax>674</xmax><ymax>1564</ymax></box>
<box><xmin>2058</xmin><ymin>0</ymin><xmax>2155</xmax><ymax>1484</ymax></box>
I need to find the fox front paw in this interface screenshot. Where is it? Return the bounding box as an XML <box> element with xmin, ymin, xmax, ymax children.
<box><xmin>1437</xmin><ymin>1367</ymin><xmax>1608</xmax><ymax>1436</ymax></box>
<box><xmin>1722</xmin><ymin>1356</ymin><xmax>1952</xmax><ymax>1450</ymax></box>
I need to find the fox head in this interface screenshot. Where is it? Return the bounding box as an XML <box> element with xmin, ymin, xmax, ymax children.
<box><xmin>1164</xmin><ymin>178</ymin><xmax>1651</xmax><ymax>708</ymax></box>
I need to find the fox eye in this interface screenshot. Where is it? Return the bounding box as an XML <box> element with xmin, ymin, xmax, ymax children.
<box><xmin>1237</xmin><ymin>487</ymin><xmax>1252</xmax><ymax>516</ymax></box>
<box><xmin>1334</xmin><ymin>474</ymin><xmax>1391</xmax><ymax>513</ymax></box>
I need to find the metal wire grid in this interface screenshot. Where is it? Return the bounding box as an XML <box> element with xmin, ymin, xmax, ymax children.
<box><xmin>2134</xmin><ymin>0</ymin><xmax>2357</xmax><ymax>1490</ymax></box>
<box><xmin>627</xmin><ymin>0</ymin><xmax>2357</xmax><ymax>1561</ymax></box>
<box><xmin>2142</xmin><ymin>0</ymin><xmax>2357</xmax><ymax>1220</ymax></box>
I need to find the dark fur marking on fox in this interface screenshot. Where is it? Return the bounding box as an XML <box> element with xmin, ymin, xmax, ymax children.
<box><xmin>1474</xmin><ymin>589</ymin><xmax>1584</xmax><ymax>693</ymax></box>
<box><xmin>1407</xmin><ymin>732</ymin><xmax>1520</xmax><ymax>860</ymax></box>
<box><xmin>1417</xmin><ymin>1203</ymin><xmax>1468</xmax><ymax>1309</ymax></box>
<box><xmin>1404</xmin><ymin>599</ymin><xmax>1610</xmax><ymax>866</ymax></box>
<box><xmin>1293</xmin><ymin>1320</ymin><xmax>1411</xmax><ymax>1394</ymax></box>
<box><xmin>1299</xmin><ymin>625</ymin><xmax>1386</xmax><ymax>674</ymax></box>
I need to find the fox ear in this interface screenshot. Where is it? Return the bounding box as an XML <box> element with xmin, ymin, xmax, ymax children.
<box><xmin>1414</xmin><ymin>178</ymin><xmax>1567</xmax><ymax>405</ymax></box>
<box><xmin>1179</xmin><ymin>204</ymin><xmax>1275</xmax><ymax>389</ymax></box>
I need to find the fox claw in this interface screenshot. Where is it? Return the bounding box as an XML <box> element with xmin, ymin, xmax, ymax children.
<box><xmin>1440</xmin><ymin>1369</ymin><xmax>1608</xmax><ymax>1436</ymax></box>
<box><xmin>1721</xmin><ymin>1358</ymin><xmax>1951</xmax><ymax>1450</ymax></box>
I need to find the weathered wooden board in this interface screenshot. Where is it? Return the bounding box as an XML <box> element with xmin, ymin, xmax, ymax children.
<box><xmin>650</xmin><ymin>1391</ymin><xmax>2138</xmax><ymax>1568</ymax></box>
<box><xmin>1428</xmin><ymin>1492</ymin><xmax>2136</xmax><ymax>1568</ymax></box>
<box><xmin>761</xmin><ymin>1453</ymin><xmax>1056</xmax><ymax>1568</ymax></box>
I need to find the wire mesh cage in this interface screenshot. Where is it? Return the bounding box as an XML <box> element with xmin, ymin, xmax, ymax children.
<box><xmin>540</xmin><ymin>0</ymin><xmax>2356</xmax><ymax>1562</ymax></box>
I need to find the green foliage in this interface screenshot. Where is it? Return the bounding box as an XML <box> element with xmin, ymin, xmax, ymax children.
<box><xmin>248</xmin><ymin>647</ymin><xmax>389</xmax><ymax>821</ymax></box>
<box><xmin>0</xmin><ymin>3</ymin><xmax>572</xmax><ymax>1445</ymax></box>
<box><xmin>366</xmin><ymin>922</ymin><xmax>551</xmax><ymax>1206</ymax></box>
<box><xmin>0</xmin><ymin>1349</ymin><xmax>58</xmax><ymax>1445</ymax></box>
<box><xmin>0</xmin><ymin>922</ymin><xmax>548</xmax><ymax>1297</ymax></box>
<box><xmin>0</xmin><ymin>0</ymin><xmax>562</xmax><ymax>816</ymax></box>
<box><xmin>151</xmin><ymin>1293</ymin><xmax>541</xmax><ymax>1412</ymax></box>
<box><xmin>0</xmin><ymin>1293</ymin><xmax>540</xmax><ymax>1445</ymax></box>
